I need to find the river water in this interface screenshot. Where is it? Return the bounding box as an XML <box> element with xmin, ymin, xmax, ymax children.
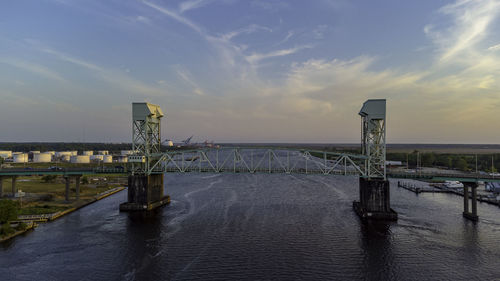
<box><xmin>1</xmin><ymin>173</ymin><xmax>500</xmax><ymax>280</ymax></box>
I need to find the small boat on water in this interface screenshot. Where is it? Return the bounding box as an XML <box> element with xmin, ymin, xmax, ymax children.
<box><xmin>444</xmin><ymin>180</ymin><xmax>464</xmax><ymax>188</ymax></box>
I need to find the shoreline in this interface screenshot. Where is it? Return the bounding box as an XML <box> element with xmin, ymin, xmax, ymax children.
<box><xmin>1</xmin><ymin>186</ymin><xmax>126</xmax><ymax>242</ymax></box>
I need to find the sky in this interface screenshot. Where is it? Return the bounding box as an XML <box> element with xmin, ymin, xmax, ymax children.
<box><xmin>1</xmin><ymin>0</ymin><xmax>500</xmax><ymax>144</ymax></box>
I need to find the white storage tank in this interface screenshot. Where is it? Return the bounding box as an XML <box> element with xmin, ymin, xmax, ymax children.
<box><xmin>60</xmin><ymin>155</ymin><xmax>71</xmax><ymax>162</ymax></box>
<box><xmin>98</xmin><ymin>150</ymin><xmax>109</xmax><ymax>155</ymax></box>
<box><xmin>121</xmin><ymin>150</ymin><xmax>133</xmax><ymax>156</ymax></box>
<box><xmin>13</xmin><ymin>153</ymin><xmax>28</xmax><ymax>163</ymax></box>
<box><xmin>90</xmin><ymin>155</ymin><xmax>104</xmax><ymax>162</ymax></box>
<box><xmin>56</xmin><ymin>151</ymin><xmax>72</xmax><ymax>158</ymax></box>
<box><xmin>70</xmin><ymin>155</ymin><xmax>90</xmax><ymax>163</ymax></box>
<box><xmin>0</xmin><ymin>151</ymin><xmax>12</xmax><ymax>159</ymax></box>
<box><xmin>83</xmin><ymin>151</ymin><xmax>94</xmax><ymax>156</ymax></box>
<box><xmin>116</xmin><ymin>155</ymin><xmax>128</xmax><ymax>163</ymax></box>
<box><xmin>103</xmin><ymin>155</ymin><xmax>113</xmax><ymax>163</ymax></box>
<box><xmin>33</xmin><ymin>153</ymin><xmax>52</xmax><ymax>163</ymax></box>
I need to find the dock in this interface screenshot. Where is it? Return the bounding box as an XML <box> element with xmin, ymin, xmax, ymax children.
<box><xmin>397</xmin><ymin>181</ymin><xmax>451</xmax><ymax>194</ymax></box>
<box><xmin>398</xmin><ymin>181</ymin><xmax>500</xmax><ymax>207</ymax></box>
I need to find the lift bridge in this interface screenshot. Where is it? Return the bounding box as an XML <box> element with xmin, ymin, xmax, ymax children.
<box><xmin>121</xmin><ymin>99</ymin><xmax>397</xmax><ymax>220</ymax></box>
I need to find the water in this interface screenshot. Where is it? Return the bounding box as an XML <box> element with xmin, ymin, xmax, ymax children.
<box><xmin>1</xmin><ymin>173</ymin><xmax>500</xmax><ymax>280</ymax></box>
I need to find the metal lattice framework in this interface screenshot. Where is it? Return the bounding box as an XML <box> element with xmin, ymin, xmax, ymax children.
<box><xmin>145</xmin><ymin>148</ymin><xmax>367</xmax><ymax>176</ymax></box>
<box><xmin>131</xmin><ymin>102</ymin><xmax>164</xmax><ymax>174</ymax></box>
<box><xmin>359</xmin><ymin>99</ymin><xmax>386</xmax><ymax>179</ymax></box>
<box><xmin>129</xmin><ymin>99</ymin><xmax>386</xmax><ymax>178</ymax></box>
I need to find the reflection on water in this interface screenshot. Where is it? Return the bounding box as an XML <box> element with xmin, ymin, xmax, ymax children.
<box><xmin>1</xmin><ymin>174</ymin><xmax>500</xmax><ymax>280</ymax></box>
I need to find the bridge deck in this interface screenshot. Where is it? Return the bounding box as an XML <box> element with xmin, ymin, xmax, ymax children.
<box><xmin>2</xmin><ymin>147</ymin><xmax>499</xmax><ymax>183</ymax></box>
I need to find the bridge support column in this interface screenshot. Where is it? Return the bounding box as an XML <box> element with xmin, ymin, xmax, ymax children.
<box><xmin>463</xmin><ymin>183</ymin><xmax>478</xmax><ymax>221</ymax></box>
<box><xmin>119</xmin><ymin>174</ymin><xmax>170</xmax><ymax>212</ymax></box>
<box><xmin>0</xmin><ymin>176</ymin><xmax>3</xmax><ymax>197</ymax></box>
<box><xmin>64</xmin><ymin>177</ymin><xmax>70</xmax><ymax>202</ymax></box>
<box><xmin>11</xmin><ymin>176</ymin><xmax>17</xmax><ymax>196</ymax></box>
<box><xmin>75</xmin><ymin>176</ymin><xmax>81</xmax><ymax>201</ymax></box>
<box><xmin>353</xmin><ymin>177</ymin><xmax>397</xmax><ymax>221</ymax></box>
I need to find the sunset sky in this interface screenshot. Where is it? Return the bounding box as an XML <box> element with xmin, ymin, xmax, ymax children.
<box><xmin>1</xmin><ymin>0</ymin><xmax>500</xmax><ymax>143</ymax></box>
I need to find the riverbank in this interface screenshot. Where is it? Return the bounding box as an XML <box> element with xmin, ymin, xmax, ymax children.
<box><xmin>1</xmin><ymin>187</ymin><xmax>125</xmax><ymax>242</ymax></box>
<box><xmin>0</xmin><ymin>221</ymin><xmax>36</xmax><ymax>243</ymax></box>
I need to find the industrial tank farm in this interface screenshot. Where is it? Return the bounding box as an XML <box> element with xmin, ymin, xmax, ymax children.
<box><xmin>0</xmin><ymin>151</ymin><xmax>12</xmax><ymax>159</ymax></box>
<box><xmin>56</xmin><ymin>151</ymin><xmax>72</xmax><ymax>158</ymax></box>
<box><xmin>33</xmin><ymin>153</ymin><xmax>52</xmax><ymax>163</ymax></box>
<box><xmin>60</xmin><ymin>155</ymin><xmax>71</xmax><ymax>162</ymax></box>
<box><xmin>121</xmin><ymin>150</ymin><xmax>134</xmax><ymax>156</ymax></box>
<box><xmin>90</xmin><ymin>155</ymin><xmax>104</xmax><ymax>162</ymax></box>
<box><xmin>70</xmin><ymin>155</ymin><xmax>90</xmax><ymax>164</ymax></box>
<box><xmin>2</xmin><ymin>149</ymin><xmax>129</xmax><ymax>165</ymax></box>
<box><xmin>13</xmin><ymin>153</ymin><xmax>28</xmax><ymax>163</ymax></box>
<box><xmin>116</xmin><ymin>155</ymin><xmax>128</xmax><ymax>163</ymax></box>
<box><xmin>103</xmin><ymin>155</ymin><xmax>113</xmax><ymax>163</ymax></box>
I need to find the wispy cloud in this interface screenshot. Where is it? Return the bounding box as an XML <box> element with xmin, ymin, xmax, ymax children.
<box><xmin>274</xmin><ymin>30</ymin><xmax>294</xmax><ymax>46</ymax></box>
<box><xmin>179</xmin><ymin>0</ymin><xmax>210</xmax><ymax>13</ymax></box>
<box><xmin>251</xmin><ymin>0</ymin><xmax>289</xmax><ymax>11</ymax></box>
<box><xmin>220</xmin><ymin>24</ymin><xmax>272</xmax><ymax>41</ymax></box>
<box><xmin>141</xmin><ymin>0</ymin><xmax>297</xmax><ymax>83</ymax></box>
<box><xmin>134</xmin><ymin>15</ymin><xmax>152</xmax><ymax>25</ymax></box>
<box><xmin>176</xmin><ymin>68</ymin><xmax>205</xmax><ymax>95</ymax></box>
<box><xmin>425</xmin><ymin>0</ymin><xmax>500</xmax><ymax>62</ymax></box>
<box><xmin>246</xmin><ymin>45</ymin><xmax>312</xmax><ymax>64</ymax></box>
<box><xmin>312</xmin><ymin>24</ymin><xmax>328</xmax><ymax>40</ymax></box>
<box><xmin>0</xmin><ymin>58</ymin><xmax>65</xmax><ymax>81</ymax></box>
<box><xmin>42</xmin><ymin>48</ymin><xmax>101</xmax><ymax>70</ymax></box>
<box><xmin>488</xmin><ymin>43</ymin><xmax>500</xmax><ymax>51</ymax></box>
<box><xmin>142</xmin><ymin>0</ymin><xmax>203</xmax><ymax>34</ymax></box>
<box><xmin>39</xmin><ymin>46</ymin><xmax>166</xmax><ymax>97</ymax></box>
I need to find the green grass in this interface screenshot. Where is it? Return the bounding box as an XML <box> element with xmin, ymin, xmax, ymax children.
<box><xmin>19</xmin><ymin>204</ymin><xmax>67</xmax><ymax>215</ymax></box>
<box><xmin>3</xmin><ymin>176</ymin><xmax>122</xmax><ymax>199</ymax></box>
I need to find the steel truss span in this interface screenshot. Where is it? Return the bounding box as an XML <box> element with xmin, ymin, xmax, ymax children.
<box><xmin>146</xmin><ymin>147</ymin><xmax>368</xmax><ymax>176</ymax></box>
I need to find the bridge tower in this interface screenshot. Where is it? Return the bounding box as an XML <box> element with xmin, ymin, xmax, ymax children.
<box><xmin>119</xmin><ymin>102</ymin><xmax>170</xmax><ymax>212</ymax></box>
<box><xmin>353</xmin><ymin>99</ymin><xmax>397</xmax><ymax>220</ymax></box>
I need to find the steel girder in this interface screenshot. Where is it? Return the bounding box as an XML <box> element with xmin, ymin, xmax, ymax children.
<box><xmin>145</xmin><ymin>148</ymin><xmax>367</xmax><ymax>176</ymax></box>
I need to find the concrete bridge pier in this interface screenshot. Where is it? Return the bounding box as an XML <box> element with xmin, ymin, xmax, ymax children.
<box><xmin>119</xmin><ymin>173</ymin><xmax>170</xmax><ymax>212</ymax></box>
<box><xmin>64</xmin><ymin>176</ymin><xmax>82</xmax><ymax>202</ymax></box>
<box><xmin>463</xmin><ymin>182</ymin><xmax>478</xmax><ymax>221</ymax></box>
<box><xmin>75</xmin><ymin>175</ymin><xmax>81</xmax><ymax>201</ymax></box>
<box><xmin>64</xmin><ymin>176</ymin><xmax>70</xmax><ymax>202</ymax></box>
<box><xmin>353</xmin><ymin>177</ymin><xmax>398</xmax><ymax>221</ymax></box>
<box><xmin>11</xmin><ymin>176</ymin><xmax>17</xmax><ymax>196</ymax></box>
<box><xmin>0</xmin><ymin>176</ymin><xmax>3</xmax><ymax>197</ymax></box>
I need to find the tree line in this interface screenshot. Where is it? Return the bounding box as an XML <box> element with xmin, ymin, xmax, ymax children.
<box><xmin>0</xmin><ymin>142</ymin><xmax>133</xmax><ymax>153</ymax></box>
<box><xmin>313</xmin><ymin>146</ymin><xmax>499</xmax><ymax>172</ymax></box>
<box><xmin>387</xmin><ymin>152</ymin><xmax>499</xmax><ymax>172</ymax></box>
